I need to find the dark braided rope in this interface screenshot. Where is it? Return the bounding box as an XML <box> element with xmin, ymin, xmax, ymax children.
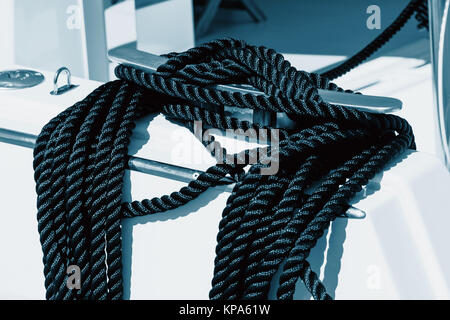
<box><xmin>158</xmin><ymin>74</ymin><xmax>394</xmax><ymax>300</ymax></box>
<box><xmin>34</xmin><ymin>36</ymin><xmax>415</xmax><ymax>300</ymax></box>
<box><xmin>211</xmin><ymin>129</ymin><xmax>379</xmax><ymax>300</ymax></box>
<box><xmin>86</xmin><ymin>81</ymin><xmax>136</xmax><ymax>300</ymax></box>
<box><xmin>70</xmin><ymin>82</ymin><xmax>130</xmax><ymax>300</ymax></box>
<box><xmin>34</xmin><ymin>83</ymin><xmax>113</xmax><ymax>300</ymax></box>
<box><xmin>242</xmin><ymin>144</ymin><xmax>382</xmax><ymax>300</ymax></box>
<box><xmin>276</xmin><ymin>135</ymin><xmax>409</xmax><ymax>300</ymax></box>
<box><xmin>224</xmin><ymin>134</ymin><xmax>384</xmax><ymax>300</ymax></box>
<box><xmin>104</xmin><ymin>88</ymin><xmax>144</xmax><ymax>300</ymax></box>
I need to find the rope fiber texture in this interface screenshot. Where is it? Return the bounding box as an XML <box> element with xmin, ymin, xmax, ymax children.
<box><xmin>33</xmin><ymin>0</ymin><xmax>422</xmax><ymax>300</ymax></box>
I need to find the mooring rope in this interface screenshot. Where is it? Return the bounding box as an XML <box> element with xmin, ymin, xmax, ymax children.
<box><xmin>34</xmin><ymin>0</ymin><xmax>425</xmax><ymax>300</ymax></box>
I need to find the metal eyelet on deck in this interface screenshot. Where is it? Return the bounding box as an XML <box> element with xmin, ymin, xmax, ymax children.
<box><xmin>50</xmin><ymin>67</ymin><xmax>79</xmax><ymax>95</ymax></box>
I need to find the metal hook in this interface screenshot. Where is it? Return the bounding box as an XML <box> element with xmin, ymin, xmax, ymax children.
<box><xmin>50</xmin><ymin>67</ymin><xmax>79</xmax><ymax>95</ymax></box>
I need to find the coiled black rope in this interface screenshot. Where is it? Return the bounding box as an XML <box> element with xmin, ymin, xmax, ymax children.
<box><xmin>34</xmin><ymin>1</ymin><xmax>421</xmax><ymax>300</ymax></box>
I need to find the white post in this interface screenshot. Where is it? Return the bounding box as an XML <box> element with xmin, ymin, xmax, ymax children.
<box><xmin>135</xmin><ymin>0</ymin><xmax>195</xmax><ymax>55</ymax></box>
<box><xmin>81</xmin><ymin>0</ymin><xmax>110</xmax><ymax>81</ymax></box>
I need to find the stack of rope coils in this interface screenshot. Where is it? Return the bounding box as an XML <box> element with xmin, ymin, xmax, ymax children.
<box><xmin>34</xmin><ymin>0</ymin><xmax>426</xmax><ymax>300</ymax></box>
